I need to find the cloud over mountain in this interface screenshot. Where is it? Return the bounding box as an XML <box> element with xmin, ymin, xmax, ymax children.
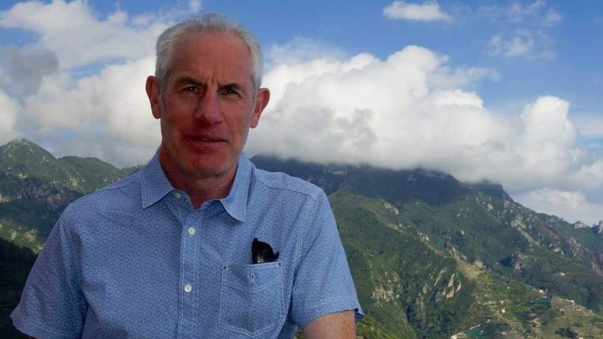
<box><xmin>515</xmin><ymin>189</ymin><xmax>603</xmax><ymax>226</ymax></box>
<box><xmin>17</xmin><ymin>56</ymin><xmax>159</xmax><ymax>165</ymax></box>
<box><xmin>0</xmin><ymin>90</ymin><xmax>19</xmax><ymax>144</ymax></box>
<box><xmin>0</xmin><ymin>0</ymin><xmax>193</xmax><ymax>164</ymax></box>
<box><xmin>0</xmin><ymin>1</ymin><xmax>601</xmax><ymax>224</ymax></box>
<box><xmin>248</xmin><ymin>40</ymin><xmax>603</xmax><ymax>223</ymax></box>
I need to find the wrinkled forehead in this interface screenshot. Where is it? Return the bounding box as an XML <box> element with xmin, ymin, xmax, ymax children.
<box><xmin>165</xmin><ymin>31</ymin><xmax>255</xmax><ymax>85</ymax></box>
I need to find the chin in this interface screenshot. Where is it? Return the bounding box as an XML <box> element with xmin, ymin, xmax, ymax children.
<box><xmin>184</xmin><ymin>157</ymin><xmax>231</xmax><ymax>178</ymax></box>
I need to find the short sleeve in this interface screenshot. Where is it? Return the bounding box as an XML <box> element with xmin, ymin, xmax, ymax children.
<box><xmin>290</xmin><ymin>191</ymin><xmax>364</xmax><ymax>328</ymax></box>
<box><xmin>11</xmin><ymin>207</ymin><xmax>87</xmax><ymax>339</ymax></box>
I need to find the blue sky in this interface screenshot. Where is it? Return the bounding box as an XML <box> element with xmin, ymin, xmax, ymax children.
<box><xmin>3</xmin><ymin>0</ymin><xmax>602</xmax><ymax>111</ymax></box>
<box><xmin>59</xmin><ymin>0</ymin><xmax>603</xmax><ymax>111</ymax></box>
<box><xmin>1</xmin><ymin>0</ymin><xmax>603</xmax><ymax>225</ymax></box>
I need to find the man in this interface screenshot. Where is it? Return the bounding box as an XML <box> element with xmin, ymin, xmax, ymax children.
<box><xmin>11</xmin><ymin>14</ymin><xmax>362</xmax><ymax>338</ymax></box>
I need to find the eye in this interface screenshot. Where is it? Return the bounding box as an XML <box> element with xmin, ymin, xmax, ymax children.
<box><xmin>185</xmin><ymin>86</ymin><xmax>200</xmax><ymax>93</ymax></box>
<box><xmin>220</xmin><ymin>86</ymin><xmax>239</xmax><ymax>96</ymax></box>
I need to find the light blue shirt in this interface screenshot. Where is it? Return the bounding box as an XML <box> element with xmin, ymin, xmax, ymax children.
<box><xmin>11</xmin><ymin>153</ymin><xmax>363</xmax><ymax>338</ymax></box>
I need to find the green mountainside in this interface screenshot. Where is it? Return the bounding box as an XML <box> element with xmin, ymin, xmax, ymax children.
<box><xmin>1</xmin><ymin>140</ymin><xmax>603</xmax><ymax>339</ymax></box>
<box><xmin>0</xmin><ymin>139</ymin><xmax>134</xmax><ymax>251</ymax></box>
<box><xmin>253</xmin><ymin>155</ymin><xmax>603</xmax><ymax>339</ymax></box>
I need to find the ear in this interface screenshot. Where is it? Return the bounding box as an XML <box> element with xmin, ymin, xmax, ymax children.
<box><xmin>146</xmin><ymin>76</ymin><xmax>162</xmax><ymax>119</ymax></box>
<box><xmin>250</xmin><ymin>87</ymin><xmax>270</xmax><ymax>128</ymax></box>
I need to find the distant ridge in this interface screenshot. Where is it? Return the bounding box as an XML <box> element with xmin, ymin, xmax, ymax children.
<box><xmin>2</xmin><ymin>140</ymin><xmax>603</xmax><ymax>338</ymax></box>
<box><xmin>0</xmin><ymin>138</ymin><xmax>139</xmax><ymax>250</ymax></box>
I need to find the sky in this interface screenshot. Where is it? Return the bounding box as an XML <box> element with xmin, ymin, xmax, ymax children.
<box><xmin>1</xmin><ymin>0</ymin><xmax>603</xmax><ymax>225</ymax></box>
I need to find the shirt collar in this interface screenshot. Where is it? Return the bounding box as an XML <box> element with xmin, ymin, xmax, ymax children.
<box><xmin>218</xmin><ymin>153</ymin><xmax>251</xmax><ymax>223</ymax></box>
<box><xmin>140</xmin><ymin>151</ymin><xmax>252</xmax><ymax>223</ymax></box>
<box><xmin>141</xmin><ymin>151</ymin><xmax>174</xmax><ymax>209</ymax></box>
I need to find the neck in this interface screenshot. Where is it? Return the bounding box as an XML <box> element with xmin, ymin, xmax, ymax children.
<box><xmin>158</xmin><ymin>149</ymin><xmax>237</xmax><ymax>209</ymax></box>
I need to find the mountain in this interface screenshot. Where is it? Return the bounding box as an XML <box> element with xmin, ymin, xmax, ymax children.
<box><xmin>2</xmin><ymin>140</ymin><xmax>603</xmax><ymax>339</ymax></box>
<box><xmin>0</xmin><ymin>139</ymin><xmax>138</xmax><ymax>252</ymax></box>
<box><xmin>253</xmin><ymin>155</ymin><xmax>603</xmax><ymax>339</ymax></box>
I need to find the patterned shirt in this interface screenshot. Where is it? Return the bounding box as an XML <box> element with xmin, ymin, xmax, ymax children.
<box><xmin>11</xmin><ymin>153</ymin><xmax>363</xmax><ymax>338</ymax></box>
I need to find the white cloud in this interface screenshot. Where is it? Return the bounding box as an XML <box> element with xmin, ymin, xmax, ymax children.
<box><xmin>244</xmin><ymin>39</ymin><xmax>603</xmax><ymax>225</ymax></box>
<box><xmin>189</xmin><ymin>0</ymin><xmax>202</xmax><ymax>14</ymax></box>
<box><xmin>478</xmin><ymin>1</ymin><xmax>561</xmax><ymax>58</ymax></box>
<box><xmin>265</xmin><ymin>37</ymin><xmax>347</xmax><ymax>70</ymax></box>
<box><xmin>514</xmin><ymin>96</ymin><xmax>578</xmax><ymax>184</ymax></box>
<box><xmin>383</xmin><ymin>1</ymin><xmax>452</xmax><ymax>22</ymax></box>
<box><xmin>0</xmin><ymin>47</ymin><xmax>59</xmax><ymax>96</ymax></box>
<box><xmin>506</xmin><ymin>0</ymin><xmax>545</xmax><ymax>23</ymax></box>
<box><xmin>485</xmin><ymin>30</ymin><xmax>554</xmax><ymax>59</ymax></box>
<box><xmin>505</xmin><ymin>33</ymin><xmax>533</xmax><ymax>57</ymax></box>
<box><xmin>574</xmin><ymin>115</ymin><xmax>603</xmax><ymax>139</ymax></box>
<box><xmin>0</xmin><ymin>0</ymin><xmax>174</xmax><ymax>69</ymax></box>
<box><xmin>0</xmin><ymin>0</ymin><xmax>204</xmax><ymax>165</ymax></box>
<box><xmin>486</xmin><ymin>32</ymin><xmax>532</xmax><ymax>57</ymax></box>
<box><xmin>0</xmin><ymin>1</ymin><xmax>599</xmax><ymax>225</ymax></box>
<box><xmin>17</xmin><ymin>56</ymin><xmax>159</xmax><ymax>166</ymax></box>
<box><xmin>254</xmin><ymin>45</ymin><xmax>479</xmax><ymax>169</ymax></box>
<box><xmin>544</xmin><ymin>8</ymin><xmax>563</xmax><ymax>25</ymax></box>
<box><xmin>515</xmin><ymin>189</ymin><xmax>603</xmax><ymax>225</ymax></box>
<box><xmin>479</xmin><ymin>0</ymin><xmax>554</xmax><ymax>24</ymax></box>
<box><xmin>0</xmin><ymin>90</ymin><xmax>19</xmax><ymax>143</ymax></box>
<box><xmin>428</xmin><ymin>64</ymin><xmax>501</xmax><ymax>89</ymax></box>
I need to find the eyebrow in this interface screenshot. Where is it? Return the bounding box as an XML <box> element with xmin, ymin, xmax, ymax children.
<box><xmin>222</xmin><ymin>83</ymin><xmax>246</xmax><ymax>93</ymax></box>
<box><xmin>174</xmin><ymin>77</ymin><xmax>205</xmax><ymax>87</ymax></box>
<box><xmin>173</xmin><ymin>77</ymin><xmax>248</xmax><ymax>94</ymax></box>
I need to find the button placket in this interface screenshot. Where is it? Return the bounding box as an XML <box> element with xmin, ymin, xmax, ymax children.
<box><xmin>177</xmin><ymin>206</ymin><xmax>203</xmax><ymax>336</ymax></box>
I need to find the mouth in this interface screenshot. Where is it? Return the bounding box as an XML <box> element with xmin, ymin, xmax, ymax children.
<box><xmin>185</xmin><ymin>135</ymin><xmax>227</xmax><ymax>145</ymax></box>
<box><xmin>197</xmin><ymin>137</ymin><xmax>222</xmax><ymax>142</ymax></box>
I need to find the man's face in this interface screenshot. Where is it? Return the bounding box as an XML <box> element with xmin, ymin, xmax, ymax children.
<box><xmin>146</xmin><ymin>31</ymin><xmax>269</xmax><ymax>181</ymax></box>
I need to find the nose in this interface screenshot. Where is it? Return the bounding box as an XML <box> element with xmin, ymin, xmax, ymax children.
<box><xmin>193</xmin><ymin>91</ymin><xmax>222</xmax><ymax>125</ymax></box>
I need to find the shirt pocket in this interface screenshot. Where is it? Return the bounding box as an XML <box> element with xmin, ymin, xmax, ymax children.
<box><xmin>219</xmin><ymin>262</ymin><xmax>284</xmax><ymax>336</ymax></box>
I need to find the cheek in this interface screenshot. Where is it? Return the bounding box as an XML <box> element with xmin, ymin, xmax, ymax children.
<box><xmin>160</xmin><ymin>104</ymin><xmax>188</xmax><ymax>128</ymax></box>
<box><xmin>231</xmin><ymin>116</ymin><xmax>253</xmax><ymax>137</ymax></box>
<box><xmin>160</xmin><ymin>114</ymin><xmax>184</xmax><ymax>142</ymax></box>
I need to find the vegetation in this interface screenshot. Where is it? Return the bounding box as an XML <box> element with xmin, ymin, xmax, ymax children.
<box><xmin>2</xmin><ymin>142</ymin><xmax>603</xmax><ymax>338</ymax></box>
<box><xmin>0</xmin><ymin>237</ymin><xmax>36</xmax><ymax>338</ymax></box>
<box><xmin>0</xmin><ymin>139</ymin><xmax>127</xmax><ymax>248</ymax></box>
<box><xmin>554</xmin><ymin>327</ymin><xmax>579</xmax><ymax>338</ymax></box>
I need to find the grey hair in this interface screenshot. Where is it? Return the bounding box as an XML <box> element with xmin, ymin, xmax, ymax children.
<box><xmin>155</xmin><ymin>13</ymin><xmax>263</xmax><ymax>91</ymax></box>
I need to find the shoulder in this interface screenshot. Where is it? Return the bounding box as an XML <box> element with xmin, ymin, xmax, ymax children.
<box><xmin>250</xmin><ymin>166</ymin><xmax>324</xmax><ymax>202</ymax></box>
<box><xmin>62</xmin><ymin>170</ymin><xmax>142</xmax><ymax>221</ymax></box>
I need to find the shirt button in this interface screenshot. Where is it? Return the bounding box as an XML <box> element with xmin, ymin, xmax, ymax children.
<box><xmin>187</xmin><ymin>227</ymin><xmax>196</xmax><ymax>236</ymax></box>
<box><xmin>184</xmin><ymin>284</ymin><xmax>193</xmax><ymax>293</ymax></box>
<box><xmin>174</xmin><ymin>192</ymin><xmax>181</xmax><ymax>199</ymax></box>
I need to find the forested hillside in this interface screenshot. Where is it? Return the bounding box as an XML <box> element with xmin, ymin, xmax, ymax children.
<box><xmin>254</xmin><ymin>155</ymin><xmax>603</xmax><ymax>339</ymax></box>
<box><xmin>2</xmin><ymin>140</ymin><xmax>603</xmax><ymax>338</ymax></box>
<box><xmin>0</xmin><ymin>238</ymin><xmax>36</xmax><ymax>338</ymax></box>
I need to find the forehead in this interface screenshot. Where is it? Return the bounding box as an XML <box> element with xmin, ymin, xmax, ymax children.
<box><xmin>166</xmin><ymin>31</ymin><xmax>253</xmax><ymax>86</ymax></box>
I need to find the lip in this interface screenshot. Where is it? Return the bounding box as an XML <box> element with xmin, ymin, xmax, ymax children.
<box><xmin>184</xmin><ymin>135</ymin><xmax>227</xmax><ymax>146</ymax></box>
